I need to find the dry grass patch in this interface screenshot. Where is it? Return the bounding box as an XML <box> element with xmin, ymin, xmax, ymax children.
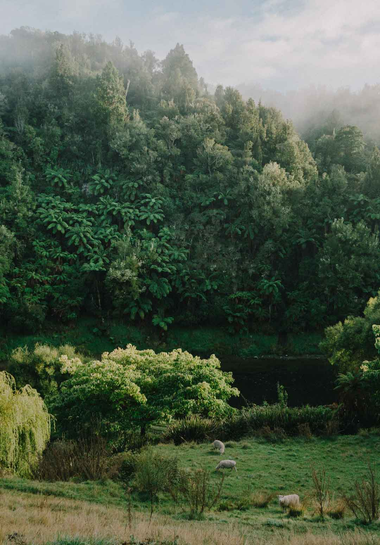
<box><xmin>0</xmin><ymin>489</ymin><xmax>248</xmax><ymax>545</ymax></box>
<box><xmin>0</xmin><ymin>489</ymin><xmax>380</xmax><ymax>545</ymax></box>
<box><xmin>326</xmin><ymin>499</ymin><xmax>346</xmax><ymax>520</ymax></box>
<box><xmin>250</xmin><ymin>491</ymin><xmax>276</xmax><ymax>508</ymax></box>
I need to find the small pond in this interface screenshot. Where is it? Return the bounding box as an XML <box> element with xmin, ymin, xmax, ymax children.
<box><xmin>220</xmin><ymin>356</ymin><xmax>337</xmax><ymax>408</ymax></box>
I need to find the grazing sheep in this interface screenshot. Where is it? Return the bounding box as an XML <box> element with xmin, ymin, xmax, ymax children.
<box><xmin>278</xmin><ymin>494</ymin><xmax>300</xmax><ymax>509</ymax></box>
<box><xmin>215</xmin><ymin>460</ymin><xmax>237</xmax><ymax>471</ymax></box>
<box><xmin>212</xmin><ymin>440</ymin><xmax>225</xmax><ymax>454</ymax></box>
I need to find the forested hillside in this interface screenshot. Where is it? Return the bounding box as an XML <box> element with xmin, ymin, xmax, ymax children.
<box><xmin>1</xmin><ymin>27</ymin><xmax>380</xmax><ymax>335</ymax></box>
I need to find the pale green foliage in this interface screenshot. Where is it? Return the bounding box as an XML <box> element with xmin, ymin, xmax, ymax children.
<box><xmin>106</xmin><ymin>237</ymin><xmax>143</xmax><ymax>304</ymax></box>
<box><xmin>52</xmin><ymin>345</ymin><xmax>239</xmax><ymax>440</ymax></box>
<box><xmin>49</xmin><ymin>43</ymin><xmax>77</xmax><ymax>97</ymax></box>
<box><xmin>195</xmin><ymin>138</ymin><xmax>233</xmax><ymax>175</ymax></box>
<box><xmin>274</xmin><ymin>125</ymin><xmax>318</xmax><ymax>184</ymax></box>
<box><xmin>9</xmin><ymin>343</ymin><xmax>84</xmax><ymax>398</ymax></box>
<box><xmin>252</xmin><ymin>162</ymin><xmax>298</xmax><ymax>236</ymax></box>
<box><xmin>103</xmin><ymin>345</ymin><xmax>239</xmax><ymax>420</ymax></box>
<box><xmin>0</xmin><ymin>371</ymin><xmax>50</xmax><ymax>476</ymax></box>
<box><xmin>52</xmin><ymin>358</ymin><xmax>147</xmax><ymax>441</ymax></box>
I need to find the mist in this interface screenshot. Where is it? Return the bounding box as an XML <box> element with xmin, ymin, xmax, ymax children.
<box><xmin>2</xmin><ymin>23</ymin><xmax>380</xmax><ymax>148</ymax></box>
<box><xmin>237</xmin><ymin>82</ymin><xmax>380</xmax><ymax>145</ymax></box>
<box><xmin>2</xmin><ymin>0</ymin><xmax>380</xmax><ymax>147</ymax></box>
<box><xmin>2</xmin><ymin>0</ymin><xmax>380</xmax><ymax>89</ymax></box>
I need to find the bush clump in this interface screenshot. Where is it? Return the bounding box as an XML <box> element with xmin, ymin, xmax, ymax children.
<box><xmin>35</xmin><ymin>436</ymin><xmax>122</xmax><ymax>481</ymax></box>
<box><xmin>132</xmin><ymin>449</ymin><xmax>177</xmax><ymax>518</ymax></box>
<box><xmin>251</xmin><ymin>491</ymin><xmax>277</xmax><ymax>508</ymax></box>
<box><xmin>344</xmin><ymin>463</ymin><xmax>380</xmax><ymax>524</ymax></box>
<box><xmin>162</xmin><ymin>416</ymin><xmax>216</xmax><ymax>445</ymax></box>
<box><xmin>162</xmin><ymin>404</ymin><xmax>339</xmax><ymax>444</ymax></box>
<box><xmin>288</xmin><ymin>504</ymin><xmax>304</xmax><ymax>517</ymax></box>
<box><xmin>228</xmin><ymin>404</ymin><xmax>338</xmax><ymax>438</ymax></box>
<box><xmin>326</xmin><ymin>499</ymin><xmax>346</xmax><ymax>519</ymax></box>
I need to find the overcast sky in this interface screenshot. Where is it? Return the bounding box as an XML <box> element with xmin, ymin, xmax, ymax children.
<box><xmin>1</xmin><ymin>0</ymin><xmax>380</xmax><ymax>91</ymax></box>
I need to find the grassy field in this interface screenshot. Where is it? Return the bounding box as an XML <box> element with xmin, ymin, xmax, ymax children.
<box><xmin>1</xmin><ymin>435</ymin><xmax>380</xmax><ymax>544</ymax></box>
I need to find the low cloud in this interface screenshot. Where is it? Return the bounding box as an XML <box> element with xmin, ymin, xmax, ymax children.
<box><xmin>1</xmin><ymin>0</ymin><xmax>380</xmax><ymax>90</ymax></box>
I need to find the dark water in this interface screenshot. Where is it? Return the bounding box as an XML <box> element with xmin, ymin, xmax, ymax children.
<box><xmin>220</xmin><ymin>356</ymin><xmax>337</xmax><ymax>408</ymax></box>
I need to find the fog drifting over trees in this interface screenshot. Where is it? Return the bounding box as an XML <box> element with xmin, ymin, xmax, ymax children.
<box><xmin>238</xmin><ymin>82</ymin><xmax>380</xmax><ymax>146</ymax></box>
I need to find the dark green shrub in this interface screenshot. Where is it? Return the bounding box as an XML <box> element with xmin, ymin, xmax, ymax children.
<box><xmin>217</xmin><ymin>499</ymin><xmax>237</xmax><ymax>512</ymax></box>
<box><xmin>166</xmin><ymin>466</ymin><xmax>226</xmax><ymax>519</ymax></box>
<box><xmin>219</xmin><ymin>404</ymin><xmax>338</xmax><ymax>440</ymax></box>
<box><xmin>117</xmin><ymin>451</ymin><xmax>138</xmax><ymax>484</ymax></box>
<box><xmin>217</xmin><ymin>496</ymin><xmax>250</xmax><ymax>511</ymax></box>
<box><xmin>254</xmin><ymin>426</ymin><xmax>287</xmax><ymax>442</ymax></box>
<box><xmin>161</xmin><ymin>404</ymin><xmax>339</xmax><ymax>444</ymax></box>
<box><xmin>35</xmin><ymin>436</ymin><xmax>118</xmax><ymax>481</ymax></box>
<box><xmin>288</xmin><ymin>504</ymin><xmax>304</xmax><ymax>517</ymax></box>
<box><xmin>118</xmin><ymin>431</ymin><xmax>150</xmax><ymax>452</ymax></box>
<box><xmin>162</xmin><ymin>415</ymin><xmax>215</xmax><ymax>445</ymax></box>
<box><xmin>323</xmin><ymin>418</ymin><xmax>340</xmax><ymax>436</ymax></box>
<box><xmin>35</xmin><ymin>440</ymin><xmax>78</xmax><ymax>481</ymax></box>
<box><xmin>133</xmin><ymin>449</ymin><xmax>178</xmax><ymax>519</ymax></box>
<box><xmin>297</xmin><ymin>423</ymin><xmax>313</xmax><ymax>439</ymax></box>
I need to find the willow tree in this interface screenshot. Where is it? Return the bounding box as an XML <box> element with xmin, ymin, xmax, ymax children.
<box><xmin>0</xmin><ymin>372</ymin><xmax>51</xmax><ymax>476</ymax></box>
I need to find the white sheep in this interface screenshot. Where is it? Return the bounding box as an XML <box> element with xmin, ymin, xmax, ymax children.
<box><xmin>212</xmin><ymin>440</ymin><xmax>225</xmax><ymax>454</ymax></box>
<box><xmin>215</xmin><ymin>460</ymin><xmax>237</xmax><ymax>471</ymax></box>
<box><xmin>278</xmin><ymin>494</ymin><xmax>300</xmax><ymax>510</ymax></box>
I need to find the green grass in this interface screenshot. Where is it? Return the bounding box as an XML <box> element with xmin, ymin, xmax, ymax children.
<box><xmin>2</xmin><ymin>434</ymin><xmax>380</xmax><ymax>534</ymax></box>
<box><xmin>0</xmin><ymin>477</ymin><xmax>127</xmax><ymax>508</ymax></box>
<box><xmin>136</xmin><ymin>433</ymin><xmax>380</xmax><ymax>540</ymax></box>
<box><xmin>152</xmin><ymin>434</ymin><xmax>380</xmax><ymax>504</ymax></box>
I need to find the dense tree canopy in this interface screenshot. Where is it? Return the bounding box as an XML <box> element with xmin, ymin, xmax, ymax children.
<box><xmin>0</xmin><ymin>28</ymin><xmax>380</xmax><ymax>334</ymax></box>
<box><xmin>50</xmin><ymin>345</ymin><xmax>238</xmax><ymax>442</ymax></box>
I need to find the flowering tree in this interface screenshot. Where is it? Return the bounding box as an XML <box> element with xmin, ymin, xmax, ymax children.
<box><xmin>52</xmin><ymin>345</ymin><xmax>239</xmax><ymax>441</ymax></box>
